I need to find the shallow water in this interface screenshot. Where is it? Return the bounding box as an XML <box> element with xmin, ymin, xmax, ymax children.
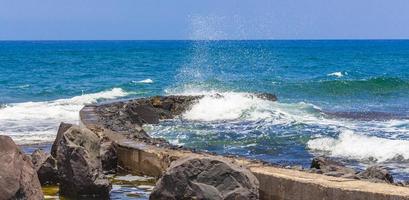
<box><xmin>3</xmin><ymin>40</ymin><xmax>409</xmax><ymax>181</ymax></box>
<box><xmin>22</xmin><ymin>145</ymin><xmax>154</xmax><ymax>200</ymax></box>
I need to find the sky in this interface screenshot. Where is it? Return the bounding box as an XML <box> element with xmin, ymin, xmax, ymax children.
<box><xmin>1</xmin><ymin>0</ymin><xmax>409</xmax><ymax>40</ymax></box>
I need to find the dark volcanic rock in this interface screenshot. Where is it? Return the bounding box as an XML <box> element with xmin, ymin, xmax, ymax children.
<box><xmin>255</xmin><ymin>93</ymin><xmax>278</xmax><ymax>101</ymax></box>
<box><xmin>358</xmin><ymin>166</ymin><xmax>394</xmax><ymax>183</ymax></box>
<box><xmin>31</xmin><ymin>149</ymin><xmax>58</xmax><ymax>185</ymax></box>
<box><xmin>100</xmin><ymin>140</ymin><xmax>118</xmax><ymax>172</ymax></box>
<box><xmin>55</xmin><ymin>125</ymin><xmax>111</xmax><ymax>198</ymax></box>
<box><xmin>125</xmin><ymin>104</ymin><xmax>160</xmax><ymax>124</ymax></box>
<box><xmin>310</xmin><ymin>157</ymin><xmax>357</xmax><ymax>178</ymax></box>
<box><xmin>150</xmin><ymin>156</ymin><xmax>259</xmax><ymax>200</ymax></box>
<box><xmin>51</xmin><ymin>122</ymin><xmax>73</xmax><ymax>157</ymax></box>
<box><xmin>96</xmin><ymin>95</ymin><xmax>202</xmax><ymax>140</ymax></box>
<box><xmin>0</xmin><ymin>135</ymin><xmax>43</xmax><ymax>200</ymax></box>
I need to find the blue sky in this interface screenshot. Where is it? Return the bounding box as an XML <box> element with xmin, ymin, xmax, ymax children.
<box><xmin>1</xmin><ymin>0</ymin><xmax>409</xmax><ymax>40</ymax></box>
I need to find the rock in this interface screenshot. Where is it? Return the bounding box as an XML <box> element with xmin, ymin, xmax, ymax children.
<box><xmin>55</xmin><ymin>125</ymin><xmax>111</xmax><ymax>198</ymax></box>
<box><xmin>31</xmin><ymin>149</ymin><xmax>58</xmax><ymax>185</ymax></box>
<box><xmin>51</xmin><ymin>122</ymin><xmax>72</xmax><ymax>157</ymax></box>
<box><xmin>150</xmin><ymin>156</ymin><xmax>259</xmax><ymax>200</ymax></box>
<box><xmin>95</xmin><ymin>95</ymin><xmax>202</xmax><ymax>141</ymax></box>
<box><xmin>310</xmin><ymin>157</ymin><xmax>357</xmax><ymax>178</ymax></box>
<box><xmin>358</xmin><ymin>166</ymin><xmax>394</xmax><ymax>183</ymax></box>
<box><xmin>126</xmin><ymin>104</ymin><xmax>160</xmax><ymax>124</ymax></box>
<box><xmin>100</xmin><ymin>140</ymin><xmax>118</xmax><ymax>172</ymax></box>
<box><xmin>0</xmin><ymin>135</ymin><xmax>43</xmax><ymax>200</ymax></box>
<box><xmin>255</xmin><ymin>93</ymin><xmax>278</xmax><ymax>101</ymax></box>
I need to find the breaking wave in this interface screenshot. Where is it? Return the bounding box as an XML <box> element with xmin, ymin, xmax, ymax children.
<box><xmin>165</xmin><ymin>89</ymin><xmax>409</xmax><ymax>163</ymax></box>
<box><xmin>0</xmin><ymin>88</ymin><xmax>129</xmax><ymax>144</ymax></box>
<box><xmin>308</xmin><ymin>129</ymin><xmax>409</xmax><ymax>162</ymax></box>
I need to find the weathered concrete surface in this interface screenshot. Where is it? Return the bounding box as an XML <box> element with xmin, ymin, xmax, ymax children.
<box><xmin>80</xmin><ymin>96</ymin><xmax>409</xmax><ymax>200</ymax></box>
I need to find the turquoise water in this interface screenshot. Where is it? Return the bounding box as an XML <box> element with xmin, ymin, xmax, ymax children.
<box><xmin>2</xmin><ymin>40</ymin><xmax>409</xmax><ymax>181</ymax></box>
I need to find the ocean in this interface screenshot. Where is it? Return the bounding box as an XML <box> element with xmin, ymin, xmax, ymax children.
<box><xmin>1</xmin><ymin>40</ymin><xmax>409</xmax><ymax>183</ymax></box>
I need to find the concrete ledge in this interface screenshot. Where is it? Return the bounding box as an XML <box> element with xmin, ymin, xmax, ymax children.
<box><xmin>80</xmin><ymin>104</ymin><xmax>409</xmax><ymax>200</ymax></box>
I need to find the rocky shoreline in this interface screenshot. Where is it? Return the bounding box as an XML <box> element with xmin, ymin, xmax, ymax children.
<box><xmin>1</xmin><ymin>93</ymin><xmax>408</xmax><ymax>199</ymax></box>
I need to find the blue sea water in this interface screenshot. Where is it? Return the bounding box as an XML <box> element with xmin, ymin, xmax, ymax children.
<box><xmin>1</xmin><ymin>40</ymin><xmax>409</xmax><ymax>182</ymax></box>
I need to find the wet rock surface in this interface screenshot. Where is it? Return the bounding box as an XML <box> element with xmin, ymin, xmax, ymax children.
<box><xmin>150</xmin><ymin>156</ymin><xmax>259</xmax><ymax>200</ymax></box>
<box><xmin>0</xmin><ymin>135</ymin><xmax>43</xmax><ymax>200</ymax></box>
<box><xmin>95</xmin><ymin>95</ymin><xmax>203</xmax><ymax>141</ymax></box>
<box><xmin>358</xmin><ymin>165</ymin><xmax>394</xmax><ymax>183</ymax></box>
<box><xmin>310</xmin><ymin>156</ymin><xmax>357</xmax><ymax>178</ymax></box>
<box><xmin>55</xmin><ymin>125</ymin><xmax>111</xmax><ymax>198</ymax></box>
<box><xmin>310</xmin><ymin>157</ymin><xmax>397</xmax><ymax>184</ymax></box>
<box><xmin>31</xmin><ymin>149</ymin><xmax>58</xmax><ymax>185</ymax></box>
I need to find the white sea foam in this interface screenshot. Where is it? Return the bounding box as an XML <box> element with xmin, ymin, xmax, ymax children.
<box><xmin>0</xmin><ymin>88</ymin><xmax>128</xmax><ymax>144</ymax></box>
<box><xmin>327</xmin><ymin>71</ymin><xmax>345</xmax><ymax>78</ymax></box>
<box><xmin>176</xmin><ymin>90</ymin><xmax>409</xmax><ymax>163</ymax></box>
<box><xmin>133</xmin><ymin>79</ymin><xmax>153</xmax><ymax>84</ymax></box>
<box><xmin>308</xmin><ymin>129</ymin><xmax>409</xmax><ymax>162</ymax></box>
<box><xmin>180</xmin><ymin>91</ymin><xmax>323</xmax><ymax>123</ymax></box>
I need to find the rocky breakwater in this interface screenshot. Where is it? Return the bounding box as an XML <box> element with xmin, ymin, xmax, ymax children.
<box><xmin>82</xmin><ymin>93</ymin><xmax>277</xmax><ymax>199</ymax></box>
<box><xmin>94</xmin><ymin>93</ymin><xmax>276</xmax><ymax>142</ymax></box>
<box><xmin>94</xmin><ymin>95</ymin><xmax>204</xmax><ymax>143</ymax></box>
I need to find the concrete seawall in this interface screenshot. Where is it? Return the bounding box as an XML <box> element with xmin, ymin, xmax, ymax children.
<box><xmin>80</xmin><ymin>104</ymin><xmax>409</xmax><ymax>200</ymax></box>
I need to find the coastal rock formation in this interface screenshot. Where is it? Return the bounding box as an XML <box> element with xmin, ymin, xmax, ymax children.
<box><xmin>255</xmin><ymin>93</ymin><xmax>278</xmax><ymax>101</ymax></box>
<box><xmin>31</xmin><ymin>149</ymin><xmax>58</xmax><ymax>185</ymax></box>
<box><xmin>0</xmin><ymin>135</ymin><xmax>43</xmax><ymax>200</ymax></box>
<box><xmin>150</xmin><ymin>156</ymin><xmax>259</xmax><ymax>200</ymax></box>
<box><xmin>55</xmin><ymin>125</ymin><xmax>111</xmax><ymax>198</ymax></box>
<box><xmin>96</xmin><ymin>95</ymin><xmax>203</xmax><ymax>140</ymax></box>
<box><xmin>310</xmin><ymin>156</ymin><xmax>357</xmax><ymax>178</ymax></box>
<box><xmin>95</xmin><ymin>94</ymin><xmax>276</xmax><ymax>142</ymax></box>
<box><xmin>359</xmin><ymin>166</ymin><xmax>394</xmax><ymax>183</ymax></box>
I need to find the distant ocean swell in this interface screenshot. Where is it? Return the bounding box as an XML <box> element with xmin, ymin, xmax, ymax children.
<box><xmin>281</xmin><ymin>77</ymin><xmax>409</xmax><ymax>95</ymax></box>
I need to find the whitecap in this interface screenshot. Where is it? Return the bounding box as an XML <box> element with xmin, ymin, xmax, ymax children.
<box><xmin>133</xmin><ymin>79</ymin><xmax>153</xmax><ymax>84</ymax></box>
<box><xmin>327</xmin><ymin>72</ymin><xmax>344</xmax><ymax>78</ymax></box>
<box><xmin>10</xmin><ymin>84</ymin><xmax>30</xmax><ymax>89</ymax></box>
<box><xmin>0</xmin><ymin>88</ymin><xmax>129</xmax><ymax>144</ymax></box>
<box><xmin>179</xmin><ymin>91</ymin><xmax>324</xmax><ymax>123</ymax></box>
<box><xmin>307</xmin><ymin>129</ymin><xmax>409</xmax><ymax>162</ymax></box>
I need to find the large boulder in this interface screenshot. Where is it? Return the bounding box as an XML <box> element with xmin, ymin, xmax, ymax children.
<box><xmin>150</xmin><ymin>156</ymin><xmax>259</xmax><ymax>200</ymax></box>
<box><xmin>358</xmin><ymin>166</ymin><xmax>394</xmax><ymax>183</ymax></box>
<box><xmin>0</xmin><ymin>135</ymin><xmax>43</xmax><ymax>200</ymax></box>
<box><xmin>55</xmin><ymin>125</ymin><xmax>111</xmax><ymax>198</ymax></box>
<box><xmin>310</xmin><ymin>157</ymin><xmax>357</xmax><ymax>178</ymax></box>
<box><xmin>31</xmin><ymin>149</ymin><xmax>58</xmax><ymax>185</ymax></box>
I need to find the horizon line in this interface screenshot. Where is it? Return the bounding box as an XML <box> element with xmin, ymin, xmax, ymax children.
<box><xmin>1</xmin><ymin>38</ymin><xmax>409</xmax><ymax>42</ymax></box>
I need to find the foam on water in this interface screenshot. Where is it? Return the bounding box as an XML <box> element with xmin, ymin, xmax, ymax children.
<box><xmin>163</xmin><ymin>89</ymin><xmax>409</xmax><ymax>165</ymax></box>
<box><xmin>183</xmin><ymin>92</ymin><xmax>276</xmax><ymax>121</ymax></box>
<box><xmin>0</xmin><ymin>88</ymin><xmax>128</xmax><ymax>144</ymax></box>
<box><xmin>327</xmin><ymin>71</ymin><xmax>345</xmax><ymax>78</ymax></box>
<box><xmin>308</xmin><ymin>129</ymin><xmax>409</xmax><ymax>162</ymax></box>
<box><xmin>133</xmin><ymin>79</ymin><xmax>154</xmax><ymax>84</ymax></box>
